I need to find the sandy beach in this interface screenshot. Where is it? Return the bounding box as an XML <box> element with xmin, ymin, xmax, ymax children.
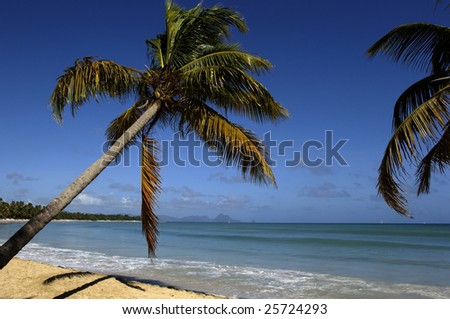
<box><xmin>0</xmin><ymin>258</ymin><xmax>221</xmax><ymax>299</ymax></box>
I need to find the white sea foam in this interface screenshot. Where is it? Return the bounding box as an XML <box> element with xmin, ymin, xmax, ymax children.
<box><xmin>12</xmin><ymin>241</ymin><xmax>450</xmax><ymax>299</ymax></box>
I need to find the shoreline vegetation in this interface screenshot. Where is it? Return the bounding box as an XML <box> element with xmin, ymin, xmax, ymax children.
<box><xmin>0</xmin><ymin>198</ymin><xmax>240</xmax><ymax>223</ymax></box>
<box><xmin>0</xmin><ymin>258</ymin><xmax>222</xmax><ymax>299</ymax></box>
<box><xmin>0</xmin><ymin>198</ymin><xmax>140</xmax><ymax>222</ymax></box>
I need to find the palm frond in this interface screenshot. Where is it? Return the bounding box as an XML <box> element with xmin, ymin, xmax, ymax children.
<box><xmin>164</xmin><ymin>0</ymin><xmax>185</xmax><ymax>68</ymax></box>
<box><xmin>141</xmin><ymin>136</ymin><xmax>161</xmax><ymax>257</ymax></box>
<box><xmin>179</xmin><ymin>44</ymin><xmax>272</xmax><ymax>75</ymax></box>
<box><xmin>105</xmin><ymin>98</ymin><xmax>167</xmax><ymax>158</ymax></box>
<box><xmin>163</xmin><ymin>1</ymin><xmax>248</xmax><ymax>69</ymax></box>
<box><xmin>50</xmin><ymin>57</ymin><xmax>141</xmax><ymax>123</ymax></box>
<box><xmin>377</xmin><ymin>89</ymin><xmax>450</xmax><ymax>216</ymax></box>
<box><xmin>416</xmin><ymin>123</ymin><xmax>450</xmax><ymax>194</ymax></box>
<box><xmin>181</xmin><ymin>64</ymin><xmax>288</xmax><ymax>123</ymax></box>
<box><xmin>393</xmin><ymin>73</ymin><xmax>450</xmax><ymax>129</ymax></box>
<box><xmin>146</xmin><ymin>35</ymin><xmax>167</xmax><ymax>68</ymax></box>
<box><xmin>106</xmin><ymin>102</ymin><xmax>144</xmax><ymax>149</ymax></box>
<box><xmin>179</xmin><ymin>102</ymin><xmax>276</xmax><ymax>186</ymax></box>
<box><xmin>377</xmin><ymin>163</ymin><xmax>409</xmax><ymax>216</ymax></box>
<box><xmin>367</xmin><ymin>23</ymin><xmax>450</xmax><ymax>73</ymax></box>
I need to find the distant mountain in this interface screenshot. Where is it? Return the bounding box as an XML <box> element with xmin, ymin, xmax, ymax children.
<box><xmin>213</xmin><ymin>214</ymin><xmax>239</xmax><ymax>223</ymax></box>
<box><xmin>159</xmin><ymin>213</ymin><xmax>240</xmax><ymax>223</ymax></box>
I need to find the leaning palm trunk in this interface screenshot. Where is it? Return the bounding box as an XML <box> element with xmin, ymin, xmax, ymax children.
<box><xmin>0</xmin><ymin>101</ymin><xmax>161</xmax><ymax>269</ymax></box>
<box><xmin>0</xmin><ymin>2</ymin><xmax>288</xmax><ymax>269</ymax></box>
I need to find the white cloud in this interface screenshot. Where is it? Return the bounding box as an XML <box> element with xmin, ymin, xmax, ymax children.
<box><xmin>216</xmin><ymin>195</ymin><xmax>251</xmax><ymax>210</ymax></box>
<box><xmin>164</xmin><ymin>186</ymin><xmax>205</xmax><ymax>199</ymax></box>
<box><xmin>160</xmin><ymin>191</ymin><xmax>264</xmax><ymax>214</ymax></box>
<box><xmin>120</xmin><ymin>197</ymin><xmax>135</xmax><ymax>206</ymax></box>
<box><xmin>74</xmin><ymin>193</ymin><xmax>103</xmax><ymax>206</ymax></box>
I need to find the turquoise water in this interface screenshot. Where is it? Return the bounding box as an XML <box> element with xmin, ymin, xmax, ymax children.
<box><xmin>1</xmin><ymin>222</ymin><xmax>450</xmax><ymax>298</ymax></box>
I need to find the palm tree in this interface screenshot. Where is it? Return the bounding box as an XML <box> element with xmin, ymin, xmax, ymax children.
<box><xmin>0</xmin><ymin>1</ymin><xmax>288</xmax><ymax>269</ymax></box>
<box><xmin>367</xmin><ymin>23</ymin><xmax>450</xmax><ymax>216</ymax></box>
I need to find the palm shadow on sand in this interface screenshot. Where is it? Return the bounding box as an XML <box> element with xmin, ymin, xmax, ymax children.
<box><xmin>43</xmin><ymin>271</ymin><xmax>145</xmax><ymax>299</ymax></box>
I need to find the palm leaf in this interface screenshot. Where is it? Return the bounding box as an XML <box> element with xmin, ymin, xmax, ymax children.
<box><xmin>179</xmin><ymin>102</ymin><xmax>276</xmax><ymax>186</ymax></box>
<box><xmin>106</xmin><ymin>102</ymin><xmax>144</xmax><ymax>149</ymax></box>
<box><xmin>105</xmin><ymin>99</ymin><xmax>166</xmax><ymax>161</ymax></box>
<box><xmin>378</xmin><ymin>88</ymin><xmax>450</xmax><ymax>215</ymax></box>
<box><xmin>146</xmin><ymin>35</ymin><xmax>167</xmax><ymax>68</ymax></box>
<box><xmin>416</xmin><ymin>123</ymin><xmax>450</xmax><ymax>194</ymax></box>
<box><xmin>163</xmin><ymin>1</ymin><xmax>248</xmax><ymax>69</ymax></box>
<box><xmin>367</xmin><ymin>23</ymin><xmax>450</xmax><ymax>74</ymax></box>
<box><xmin>392</xmin><ymin>73</ymin><xmax>450</xmax><ymax>129</ymax></box>
<box><xmin>179</xmin><ymin>44</ymin><xmax>273</xmax><ymax>75</ymax></box>
<box><xmin>181</xmin><ymin>64</ymin><xmax>288</xmax><ymax>122</ymax></box>
<box><xmin>141</xmin><ymin>136</ymin><xmax>161</xmax><ymax>257</ymax></box>
<box><xmin>377</xmin><ymin>165</ymin><xmax>409</xmax><ymax>216</ymax></box>
<box><xmin>50</xmin><ymin>57</ymin><xmax>141</xmax><ymax>122</ymax></box>
<box><xmin>164</xmin><ymin>0</ymin><xmax>185</xmax><ymax>68</ymax></box>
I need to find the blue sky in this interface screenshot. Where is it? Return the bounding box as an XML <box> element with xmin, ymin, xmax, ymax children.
<box><xmin>0</xmin><ymin>0</ymin><xmax>449</xmax><ymax>223</ymax></box>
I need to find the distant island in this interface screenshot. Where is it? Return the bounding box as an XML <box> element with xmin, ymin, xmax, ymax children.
<box><xmin>0</xmin><ymin>198</ymin><xmax>240</xmax><ymax>223</ymax></box>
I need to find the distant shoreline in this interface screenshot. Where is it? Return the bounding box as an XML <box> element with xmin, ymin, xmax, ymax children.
<box><xmin>0</xmin><ymin>219</ymin><xmax>140</xmax><ymax>223</ymax></box>
<box><xmin>0</xmin><ymin>213</ymin><xmax>241</xmax><ymax>224</ymax></box>
<box><xmin>2</xmin><ymin>218</ymin><xmax>449</xmax><ymax>225</ymax></box>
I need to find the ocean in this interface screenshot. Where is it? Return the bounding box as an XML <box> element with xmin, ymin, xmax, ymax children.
<box><xmin>1</xmin><ymin>222</ymin><xmax>450</xmax><ymax>298</ymax></box>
